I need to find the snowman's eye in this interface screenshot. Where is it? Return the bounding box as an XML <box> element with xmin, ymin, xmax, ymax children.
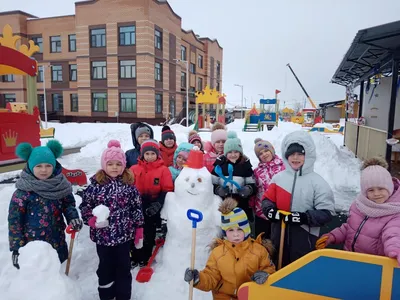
<box><xmin>185</xmin><ymin>177</ymin><xmax>189</xmax><ymax>182</ymax></box>
<box><xmin>197</xmin><ymin>178</ymin><xmax>202</xmax><ymax>183</ymax></box>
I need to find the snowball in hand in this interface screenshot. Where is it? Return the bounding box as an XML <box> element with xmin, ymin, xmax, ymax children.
<box><xmin>93</xmin><ymin>205</ymin><xmax>110</xmax><ymax>222</ymax></box>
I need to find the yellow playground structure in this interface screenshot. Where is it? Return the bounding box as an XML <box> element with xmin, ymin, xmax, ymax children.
<box><xmin>194</xmin><ymin>86</ymin><xmax>226</xmax><ymax>131</ymax></box>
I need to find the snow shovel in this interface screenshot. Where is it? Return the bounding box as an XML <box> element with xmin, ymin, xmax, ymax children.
<box><xmin>136</xmin><ymin>238</ymin><xmax>165</xmax><ymax>283</ymax></box>
<box><xmin>187</xmin><ymin>209</ymin><xmax>203</xmax><ymax>300</ymax></box>
<box><xmin>278</xmin><ymin>210</ymin><xmax>291</xmax><ymax>270</ymax></box>
<box><xmin>65</xmin><ymin>225</ymin><xmax>77</xmax><ymax>276</ymax></box>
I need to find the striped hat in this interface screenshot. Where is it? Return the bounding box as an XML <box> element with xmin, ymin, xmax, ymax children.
<box><xmin>140</xmin><ymin>139</ymin><xmax>160</xmax><ymax>158</ymax></box>
<box><xmin>219</xmin><ymin>198</ymin><xmax>251</xmax><ymax>239</ymax></box>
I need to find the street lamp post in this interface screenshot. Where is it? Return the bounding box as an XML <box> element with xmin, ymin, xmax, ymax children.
<box><xmin>258</xmin><ymin>93</ymin><xmax>264</xmax><ymax>99</ymax></box>
<box><xmin>41</xmin><ymin>64</ymin><xmax>53</xmax><ymax>129</ymax></box>
<box><xmin>234</xmin><ymin>84</ymin><xmax>244</xmax><ymax>119</ymax></box>
<box><xmin>174</xmin><ymin>58</ymin><xmax>189</xmax><ymax>127</ymax></box>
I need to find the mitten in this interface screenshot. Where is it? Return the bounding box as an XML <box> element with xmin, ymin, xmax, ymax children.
<box><xmin>388</xmin><ymin>251</ymin><xmax>400</xmax><ymax>265</ymax></box>
<box><xmin>88</xmin><ymin>216</ymin><xmax>109</xmax><ymax>229</ymax></box>
<box><xmin>145</xmin><ymin>202</ymin><xmax>162</xmax><ymax>217</ymax></box>
<box><xmin>284</xmin><ymin>212</ymin><xmax>308</xmax><ymax>225</ymax></box>
<box><xmin>263</xmin><ymin>207</ymin><xmax>281</xmax><ymax>223</ymax></box>
<box><xmin>156</xmin><ymin>220</ymin><xmax>167</xmax><ymax>241</ymax></box>
<box><xmin>239</xmin><ymin>186</ymin><xmax>253</xmax><ymax>198</ymax></box>
<box><xmin>216</xmin><ymin>186</ymin><xmax>230</xmax><ymax>198</ymax></box>
<box><xmin>316</xmin><ymin>234</ymin><xmax>335</xmax><ymax>249</ymax></box>
<box><xmin>70</xmin><ymin>218</ymin><xmax>83</xmax><ymax>231</ymax></box>
<box><xmin>184</xmin><ymin>268</ymin><xmax>200</xmax><ymax>285</ymax></box>
<box><xmin>12</xmin><ymin>250</ymin><xmax>20</xmax><ymax>270</ymax></box>
<box><xmin>134</xmin><ymin>228</ymin><xmax>144</xmax><ymax>249</ymax></box>
<box><xmin>251</xmin><ymin>270</ymin><xmax>269</xmax><ymax>285</ymax></box>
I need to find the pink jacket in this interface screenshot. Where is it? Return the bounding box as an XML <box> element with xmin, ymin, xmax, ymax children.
<box><xmin>250</xmin><ymin>156</ymin><xmax>285</xmax><ymax>219</ymax></box>
<box><xmin>330</xmin><ymin>178</ymin><xmax>400</xmax><ymax>257</ymax></box>
<box><xmin>203</xmin><ymin>141</ymin><xmax>222</xmax><ymax>173</ymax></box>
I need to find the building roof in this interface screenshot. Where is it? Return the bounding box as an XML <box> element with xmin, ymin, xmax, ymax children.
<box><xmin>0</xmin><ymin>10</ymin><xmax>38</xmax><ymax>19</ymax></box>
<box><xmin>331</xmin><ymin>20</ymin><xmax>400</xmax><ymax>87</ymax></box>
<box><xmin>319</xmin><ymin>100</ymin><xmax>345</xmax><ymax>108</ymax></box>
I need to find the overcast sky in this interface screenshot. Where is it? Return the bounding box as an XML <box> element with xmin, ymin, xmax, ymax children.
<box><xmin>2</xmin><ymin>0</ymin><xmax>400</xmax><ymax>108</ymax></box>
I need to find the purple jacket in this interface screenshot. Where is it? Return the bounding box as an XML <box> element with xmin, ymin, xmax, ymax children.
<box><xmin>330</xmin><ymin>178</ymin><xmax>400</xmax><ymax>256</ymax></box>
<box><xmin>79</xmin><ymin>175</ymin><xmax>144</xmax><ymax>246</ymax></box>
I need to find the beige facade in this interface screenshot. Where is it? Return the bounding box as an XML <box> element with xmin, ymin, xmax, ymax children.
<box><xmin>0</xmin><ymin>0</ymin><xmax>223</xmax><ymax>124</ymax></box>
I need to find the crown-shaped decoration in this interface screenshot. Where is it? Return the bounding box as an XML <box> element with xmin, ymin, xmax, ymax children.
<box><xmin>2</xmin><ymin>129</ymin><xmax>18</xmax><ymax>147</ymax></box>
<box><xmin>0</xmin><ymin>24</ymin><xmax>40</xmax><ymax>57</ymax></box>
<box><xmin>195</xmin><ymin>85</ymin><xmax>221</xmax><ymax>104</ymax></box>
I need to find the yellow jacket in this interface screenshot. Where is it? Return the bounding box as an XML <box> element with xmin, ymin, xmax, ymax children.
<box><xmin>195</xmin><ymin>234</ymin><xmax>275</xmax><ymax>300</ymax></box>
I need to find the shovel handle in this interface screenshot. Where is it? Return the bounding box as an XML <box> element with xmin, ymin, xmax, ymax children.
<box><xmin>277</xmin><ymin>210</ymin><xmax>290</xmax><ymax>270</ymax></box>
<box><xmin>187</xmin><ymin>209</ymin><xmax>203</xmax><ymax>228</ymax></box>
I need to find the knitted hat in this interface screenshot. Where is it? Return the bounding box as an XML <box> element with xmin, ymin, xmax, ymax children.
<box><xmin>177</xmin><ymin>151</ymin><xmax>189</xmax><ymax>160</ymax></box>
<box><xmin>211</xmin><ymin>129</ymin><xmax>227</xmax><ymax>145</ymax></box>
<box><xmin>285</xmin><ymin>143</ymin><xmax>305</xmax><ymax>159</ymax></box>
<box><xmin>254</xmin><ymin>138</ymin><xmax>275</xmax><ymax>158</ymax></box>
<box><xmin>101</xmin><ymin>140</ymin><xmax>126</xmax><ymax>173</ymax></box>
<box><xmin>140</xmin><ymin>139</ymin><xmax>160</xmax><ymax>158</ymax></box>
<box><xmin>161</xmin><ymin>125</ymin><xmax>176</xmax><ymax>143</ymax></box>
<box><xmin>188</xmin><ymin>130</ymin><xmax>202</xmax><ymax>144</ymax></box>
<box><xmin>360</xmin><ymin>157</ymin><xmax>394</xmax><ymax>196</ymax></box>
<box><xmin>219</xmin><ymin>198</ymin><xmax>251</xmax><ymax>239</ymax></box>
<box><xmin>224</xmin><ymin>131</ymin><xmax>243</xmax><ymax>155</ymax></box>
<box><xmin>135</xmin><ymin>125</ymin><xmax>152</xmax><ymax>140</ymax></box>
<box><xmin>16</xmin><ymin>140</ymin><xmax>63</xmax><ymax>173</ymax></box>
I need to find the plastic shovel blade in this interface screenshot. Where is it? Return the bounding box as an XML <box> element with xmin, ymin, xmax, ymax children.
<box><xmin>136</xmin><ymin>266</ymin><xmax>154</xmax><ymax>283</ymax></box>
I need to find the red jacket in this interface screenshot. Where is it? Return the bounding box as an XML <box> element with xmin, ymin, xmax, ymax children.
<box><xmin>159</xmin><ymin>142</ymin><xmax>177</xmax><ymax>167</ymax></box>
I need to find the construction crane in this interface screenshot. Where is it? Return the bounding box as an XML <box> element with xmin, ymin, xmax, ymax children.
<box><xmin>286</xmin><ymin>63</ymin><xmax>317</xmax><ymax>109</ymax></box>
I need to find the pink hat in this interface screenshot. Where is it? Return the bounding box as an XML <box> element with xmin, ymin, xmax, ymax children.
<box><xmin>361</xmin><ymin>165</ymin><xmax>394</xmax><ymax>197</ymax></box>
<box><xmin>211</xmin><ymin>129</ymin><xmax>227</xmax><ymax>145</ymax></box>
<box><xmin>101</xmin><ymin>140</ymin><xmax>126</xmax><ymax>174</ymax></box>
<box><xmin>177</xmin><ymin>151</ymin><xmax>189</xmax><ymax>160</ymax></box>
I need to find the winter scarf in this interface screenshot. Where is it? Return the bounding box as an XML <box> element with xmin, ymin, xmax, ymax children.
<box><xmin>16</xmin><ymin>168</ymin><xmax>72</xmax><ymax>200</ymax></box>
<box><xmin>355</xmin><ymin>189</ymin><xmax>400</xmax><ymax>218</ymax></box>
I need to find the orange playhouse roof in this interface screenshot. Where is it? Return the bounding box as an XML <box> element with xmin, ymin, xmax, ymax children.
<box><xmin>249</xmin><ymin>106</ymin><xmax>259</xmax><ymax>115</ymax></box>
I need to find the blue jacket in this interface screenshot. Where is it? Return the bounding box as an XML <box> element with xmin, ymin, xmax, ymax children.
<box><xmin>125</xmin><ymin>122</ymin><xmax>154</xmax><ymax>168</ymax></box>
<box><xmin>168</xmin><ymin>142</ymin><xmax>193</xmax><ymax>181</ymax></box>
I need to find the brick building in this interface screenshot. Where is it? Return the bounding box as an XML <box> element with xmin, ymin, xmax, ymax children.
<box><xmin>0</xmin><ymin>0</ymin><xmax>223</xmax><ymax>124</ymax></box>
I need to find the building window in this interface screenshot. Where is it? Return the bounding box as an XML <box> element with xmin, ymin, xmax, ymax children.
<box><xmin>70</xmin><ymin>64</ymin><xmax>77</xmax><ymax>81</ymax></box>
<box><xmin>120</xmin><ymin>92</ymin><xmax>137</xmax><ymax>112</ymax></box>
<box><xmin>189</xmin><ymin>87</ymin><xmax>196</xmax><ymax>97</ymax></box>
<box><xmin>181</xmin><ymin>72</ymin><xmax>186</xmax><ymax>88</ymax></box>
<box><xmin>92</xmin><ymin>61</ymin><xmax>107</xmax><ymax>79</ymax></box>
<box><xmin>155</xmin><ymin>93</ymin><xmax>162</xmax><ymax>113</ymax></box>
<box><xmin>120</xmin><ymin>60</ymin><xmax>136</xmax><ymax>79</ymax></box>
<box><xmin>51</xmin><ymin>65</ymin><xmax>63</xmax><ymax>82</ymax></box>
<box><xmin>32</xmin><ymin>36</ymin><xmax>43</xmax><ymax>53</ymax></box>
<box><xmin>4</xmin><ymin>94</ymin><xmax>16</xmax><ymax>105</ymax></box>
<box><xmin>217</xmin><ymin>61</ymin><xmax>221</xmax><ymax>77</ymax></box>
<box><xmin>69</xmin><ymin>34</ymin><xmax>76</xmax><ymax>52</ymax></box>
<box><xmin>91</xmin><ymin>28</ymin><xmax>106</xmax><ymax>48</ymax></box>
<box><xmin>155</xmin><ymin>29</ymin><xmax>162</xmax><ymax>49</ymax></box>
<box><xmin>216</xmin><ymin>81</ymin><xmax>220</xmax><ymax>92</ymax></box>
<box><xmin>52</xmin><ymin>93</ymin><xmax>63</xmax><ymax>112</ymax></box>
<box><xmin>119</xmin><ymin>26</ymin><xmax>135</xmax><ymax>45</ymax></box>
<box><xmin>190</xmin><ymin>63</ymin><xmax>196</xmax><ymax>74</ymax></box>
<box><xmin>38</xmin><ymin>94</ymin><xmax>45</xmax><ymax>112</ymax></box>
<box><xmin>197</xmin><ymin>77</ymin><xmax>203</xmax><ymax>91</ymax></box>
<box><xmin>198</xmin><ymin>55</ymin><xmax>203</xmax><ymax>69</ymax></box>
<box><xmin>181</xmin><ymin>45</ymin><xmax>187</xmax><ymax>61</ymax></box>
<box><xmin>70</xmin><ymin>94</ymin><xmax>78</xmax><ymax>112</ymax></box>
<box><xmin>169</xmin><ymin>98</ymin><xmax>176</xmax><ymax>117</ymax></box>
<box><xmin>50</xmin><ymin>36</ymin><xmax>62</xmax><ymax>53</ymax></box>
<box><xmin>155</xmin><ymin>62</ymin><xmax>162</xmax><ymax>81</ymax></box>
<box><xmin>2</xmin><ymin>74</ymin><xmax>14</xmax><ymax>82</ymax></box>
<box><xmin>92</xmin><ymin>92</ymin><xmax>107</xmax><ymax>112</ymax></box>
<box><xmin>37</xmin><ymin>66</ymin><xmax>44</xmax><ymax>82</ymax></box>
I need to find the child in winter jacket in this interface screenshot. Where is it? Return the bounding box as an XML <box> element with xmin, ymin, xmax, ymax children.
<box><xmin>188</xmin><ymin>130</ymin><xmax>204</xmax><ymax>152</ymax></box>
<box><xmin>203</xmin><ymin>122</ymin><xmax>227</xmax><ymax>172</ymax></box>
<box><xmin>184</xmin><ymin>198</ymin><xmax>275</xmax><ymax>300</ymax></box>
<box><xmin>8</xmin><ymin>140</ymin><xmax>82</xmax><ymax>268</ymax></box>
<box><xmin>159</xmin><ymin>125</ymin><xmax>177</xmax><ymax>167</ymax></box>
<box><xmin>212</xmin><ymin>131</ymin><xmax>256</xmax><ymax>222</ymax></box>
<box><xmin>79</xmin><ymin>140</ymin><xmax>144</xmax><ymax>300</ymax></box>
<box><xmin>168</xmin><ymin>142</ymin><xmax>193</xmax><ymax>181</ymax></box>
<box><xmin>316</xmin><ymin>157</ymin><xmax>400</xmax><ymax>264</ymax></box>
<box><xmin>251</xmin><ymin>138</ymin><xmax>285</xmax><ymax>238</ymax></box>
<box><xmin>130</xmin><ymin>139</ymin><xmax>174</xmax><ymax>267</ymax></box>
<box><xmin>262</xmin><ymin>130</ymin><xmax>335</xmax><ymax>267</ymax></box>
<box><xmin>125</xmin><ymin>122</ymin><xmax>154</xmax><ymax>168</ymax></box>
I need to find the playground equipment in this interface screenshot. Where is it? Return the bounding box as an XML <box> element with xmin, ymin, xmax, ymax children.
<box><xmin>194</xmin><ymin>86</ymin><xmax>226</xmax><ymax>131</ymax></box>
<box><xmin>238</xmin><ymin>249</ymin><xmax>399</xmax><ymax>299</ymax></box>
<box><xmin>243</xmin><ymin>105</ymin><xmax>261</xmax><ymax>132</ymax></box>
<box><xmin>243</xmin><ymin>92</ymin><xmax>279</xmax><ymax>131</ymax></box>
<box><xmin>282</xmin><ymin>107</ymin><xmax>294</xmax><ymax>122</ymax></box>
<box><xmin>309</xmin><ymin>124</ymin><xmax>345</xmax><ymax>134</ymax></box>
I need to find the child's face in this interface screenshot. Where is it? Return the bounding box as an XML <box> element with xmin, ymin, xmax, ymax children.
<box><xmin>367</xmin><ymin>187</ymin><xmax>390</xmax><ymax>204</ymax></box>
<box><xmin>164</xmin><ymin>138</ymin><xmax>175</xmax><ymax>148</ymax></box>
<box><xmin>259</xmin><ymin>149</ymin><xmax>273</xmax><ymax>163</ymax></box>
<box><xmin>105</xmin><ymin>160</ymin><xmax>123</xmax><ymax>178</ymax></box>
<box><xmin>176</xmin><ymin>155</ymin><xmax>187</xmax><ymax>168</ymax></box>
<box><xmin>33</xmin><ymin>163</ymin><xmax>53</xmax><ymax>180</ymax></box>
<box><xmin>193</xmin><ymin>140</ymin><xmax>202</xmax><ymax>148</ymax></box>
<box><xmin>138</xmin><ymin>133</ymin><xmax>150</xmax><ymax>145</ymax></box>
<box><xmin>226</xmin><ymin>227</ymin><xmax>245</xmax><ymax>244</ymax></box>
<box><xmin>214</xmin><ymin>140</ymin><xmax>225</xmax><ymax>153</ymax></box>
<box><xmin>227</xmin><ymin>151</ymin><xmax>241</xmax><ymax>163</ymax></box>
<box><xmin>288</xmin><ymin>153</ymin><xmax>305</xmax><ymax>170</ymax></box>
<box><xmin>144</xmin><ymin>151</ymin><xmax>157</xmax><ymax>162</ymax></box>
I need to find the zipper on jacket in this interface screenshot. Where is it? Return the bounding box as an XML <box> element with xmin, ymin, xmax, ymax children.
<box><xmin>351</xmin><ymin>216</ymin><xmax>369</xmax><ymax>252</ymax></box>
<box><xmin>289</xmin><ymin>170</ymin><xmax>298</xmax><ymax>211</ymax></box>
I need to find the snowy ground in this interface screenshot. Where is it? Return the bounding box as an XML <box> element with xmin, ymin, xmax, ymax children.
<box><xmin>0</xmin><ymin>119</ymin><xmax>361</xmax><ymax>300</ymax></box>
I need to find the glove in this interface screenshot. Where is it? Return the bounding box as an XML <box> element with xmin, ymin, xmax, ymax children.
<box><xmin>88</xmin><ymin>216</ymin><xmax>109</xmax><ymax>229</ymax></box>
<box><xmin>316</xmin><ymin>234</ymin><xmax>335</xmax><ymax>250</ymax></box>
<box><xmin>135</xmin><ymin>228</ymin><xmax>144</xmax><ymax>249</ymax></box>
<box><xmin>70</xmin><ymin>218</ymin><xmax>83</xmax><ymax>231</ymax></box>
<box><xmin>284</xmin><ymin>212</ymin><xmax>308</xmax><ymax>225</ymax></box>
<box><xmin>263</xmin><ymin>207</ymin><xmax>281</xmax><ymax>223</ymax></box>
<box><xmin>239</xmin><ymin>186</ymin><xmax>253</xmax><ymax>198</ymax></box>
<box><xmin>75</xmin><ymin>185</ymin><xmax>87</xmax><ymax>197</ymax></box>
<box><xmin>184</xmin><ymin>268</ymin><xmax>200</xmax><ymax>285</ymax></box>
<box><xmin>156</xmin><ymin>221</ymin><xmax>167</xmax><ymax>241</ymax></box>
<box><xmin>12</xmin><ymin>250</ymin><xmax>20</xmax><ymax>270</ymax></box>
<box><xmin>216</xmin><ymin>186</ymin><xmax>230</xmax><ymax>198</ymax></box>
<box><xmin>251</xmin><ymin>270</ymin><xmax>269</xmax><ymax>285</ymax></box>
<box><xmin>388</xmin><ymin>251</ymin><xmax>400</xmax><ymax>265</ymax></box>
<box><xmin>145</xmin><ymin>202</ymin><xmax>162</xmax><ymax>217</ymax></box>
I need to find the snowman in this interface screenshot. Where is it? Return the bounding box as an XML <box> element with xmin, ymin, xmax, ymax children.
<box><xmin>135</xmin><ymin>147</ymin><xmax>221</xmax><ymax>300</ymax></box>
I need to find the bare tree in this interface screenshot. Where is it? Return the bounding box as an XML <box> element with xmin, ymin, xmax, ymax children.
<box><xmin>293</xmin><ymin>102</ymin><xmax>303</xmax><ymax>114</ymax></box>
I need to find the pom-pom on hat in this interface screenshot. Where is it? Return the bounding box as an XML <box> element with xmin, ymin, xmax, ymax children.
<box><xmin>219</xmin><ymin>198</ymin><xmax>251</xmax><ymax>239</ymax></box>
<box><xmin>254</xmin><ymin>138</ymin><xmax>275</xmax><ymax>158</ymax></box>
<box><xmin>16</xmin><ymin>140</ymin><xmax>63</xmax><ymax>173</ymax></box>
<box><xmin>185</xmin><ymin>146</ymin><xmax>204</xmax><ymax>169</ymax></box>
<box><xmin>188</xmin><ymin>130</ymin><xmax>202</xmax><ymax>144</ymax></box>
<box><xmin>161</xmin><ymin>125</ymin><xmax>176</xmax><ymax>143</ymax></box>
<box><xmin>285</xmin><ymin>143</ymin><xmax>305</xmax><ymax>159</ymax></box>
<box><xmin>224</xmin><ymin>131</ymin><xmax>243</xmax><ymax>155</ymax></box>
<box><xmin>140</xmin><ymin>139</ymin><xmax>160</xmax><ymax>158</ymax></box>
<box><xmin>101</xmin><ymin>140</ymin><xmax>126</xmax><ymax>173</ymax></box>
<box><xmin>360</xmin><ymin>156</ymin><xmax>394</xmax><ymax>197</ymax></box>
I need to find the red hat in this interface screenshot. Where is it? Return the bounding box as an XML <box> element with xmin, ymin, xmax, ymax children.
<box><xmin>185</xmin><ymin>146</ymin><xmax>204</xmax><ymax>169</ymax></box>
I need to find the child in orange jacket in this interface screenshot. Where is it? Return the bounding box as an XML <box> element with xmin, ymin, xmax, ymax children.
<box><xmin>159</xmin><ymin>126</ymin><xmax>177</xmax><ymax>167</ymax></box>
